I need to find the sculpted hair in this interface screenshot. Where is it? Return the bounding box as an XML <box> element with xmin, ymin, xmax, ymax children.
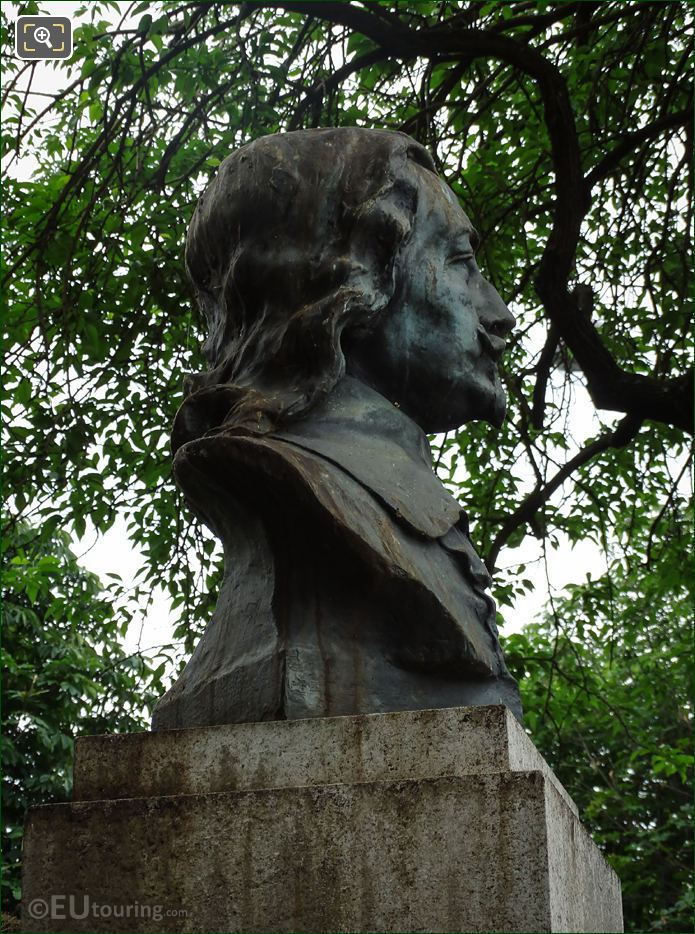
<box><xmin>172</xmin><ymin>127</ymin><xmax>436</xmax><ymax>452</ymax></box>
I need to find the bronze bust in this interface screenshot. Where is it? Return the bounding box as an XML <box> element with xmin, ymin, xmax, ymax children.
<box><xmin>153</xmin><ymin>128</ymin><xmax>522</xmax><ymax>729</ymax></box>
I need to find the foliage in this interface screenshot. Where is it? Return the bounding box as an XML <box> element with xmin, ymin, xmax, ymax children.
<box><xmin>2</xmin><ymin>0</ymin><xmax>692</xmax><ymax>631</ymax></box>
<box><xmin>504</xmin><ymin>502</ymin><xmax>693</xmax><ymax>932</ymax></box>
<box><xmin>2</xmin><ymin>2</ymin><xmax>692</xmax><ymax>930</ymax></box>
<box><xmin>1</xmin><ymin>520</ymin><xmax>167</xmax><ymax>914</ymax></box>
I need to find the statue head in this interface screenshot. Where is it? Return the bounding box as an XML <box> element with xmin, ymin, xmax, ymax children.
<box><xmin>173</xmin><ymin>127</ymin><xmax>514</xmax><ymax>450</ymax></box>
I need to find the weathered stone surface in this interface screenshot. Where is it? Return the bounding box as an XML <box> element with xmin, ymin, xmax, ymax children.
<box><xmin>23</xmin><ymin>773</ymin><xmax>621</xmax><ymax>934</ymax></box>
<box><xmin>75</xmin><ymin>704</ymin><xmax>576</xmax><ymax>813</ymax></box>
<box><xmin>23</xmin><ymin>707</ymin><xmax>622</xmax><ymax>933</ymax></box>
<box><xmin>544</xmin><ymin>780</ymin><xmax>622</xmax><ymax>933</ymax></box>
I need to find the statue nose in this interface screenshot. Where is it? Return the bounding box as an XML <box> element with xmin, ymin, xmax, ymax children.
<box><xmin>480</xmin><ymin>280</ymin><xmax>515</xmax><ymax>337</ymax></box>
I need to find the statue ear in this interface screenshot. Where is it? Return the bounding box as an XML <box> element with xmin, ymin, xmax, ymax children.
<box><xmin>343</xmin><ymin>178</ymin><xmax>417</xmax><ymax>325</ymax></box>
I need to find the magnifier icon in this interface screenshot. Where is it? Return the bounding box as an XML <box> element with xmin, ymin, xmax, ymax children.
<box><xmin>34</xmin><ymin>25</ymin><xmax>52</xmax><ymax>48</ymax></box>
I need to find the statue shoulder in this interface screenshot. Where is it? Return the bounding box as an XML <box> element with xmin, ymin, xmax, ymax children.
<box><xmin>172</xmin><ymin>431</ymin><xmax>385</xmax><ymax>538</ymax></box>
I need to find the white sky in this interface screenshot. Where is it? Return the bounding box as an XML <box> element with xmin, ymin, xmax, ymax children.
<box><xmin>6</xmin><ymin>1</ymin><xmax>613</xmax><ymax>679</ymax></box>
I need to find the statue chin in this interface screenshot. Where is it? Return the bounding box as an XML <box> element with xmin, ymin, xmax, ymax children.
<box><xmin>472</xmin><ymin>376</ymin><xmax>508</xmax><ymax>431</ymax></box>
<box><xmin>420</xmin><ymin>382</ymin><xmax>507</xmax><ymax>434</ymax></box>
<box><xmin>486</xmin><ymin>390</ymin><xmax>507</xmax><ymax>429</ymax></box>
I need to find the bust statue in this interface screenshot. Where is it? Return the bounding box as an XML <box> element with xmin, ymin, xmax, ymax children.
<box><xmin>152</xmin><ymin>127</ymin><xmax>522</xmax><ymax>729</ymax></box>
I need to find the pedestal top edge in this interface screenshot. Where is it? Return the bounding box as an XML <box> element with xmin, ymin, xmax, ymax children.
<box><xmin>75</xmin><ymin>703</ymin><xmax>514</xmax><ymax>746</ymax></box>
<box><xmin>71</xmin><ymin>703</ymin><xmax>578</xmax><ymax>816</ymax></box>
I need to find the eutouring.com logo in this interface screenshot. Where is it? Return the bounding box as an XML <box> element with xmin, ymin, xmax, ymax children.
<box><xmin>27</xmin><ymin>895</ymin><xmax>188</xmax><ymax>923</ymax></box>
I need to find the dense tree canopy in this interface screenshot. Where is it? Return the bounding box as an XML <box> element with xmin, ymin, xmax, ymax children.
<box><xmin>2</xmin><ymin>2</ymin><xmax>692</xmax><ymax>930</ymax></box>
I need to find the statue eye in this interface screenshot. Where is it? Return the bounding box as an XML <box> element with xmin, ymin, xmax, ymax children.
<box><xmin>448</xmin><ymin>251</ymin><xmax>475</xmax><ymax>265</ymax></box>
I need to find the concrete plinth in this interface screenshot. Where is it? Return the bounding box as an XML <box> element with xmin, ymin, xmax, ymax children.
<box><xmin>22</xmin><ymin>706</ymin><xmax>623</xmax><ymax>933</ymax></box>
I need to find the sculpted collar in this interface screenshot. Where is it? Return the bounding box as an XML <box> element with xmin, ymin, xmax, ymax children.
<box><xmin>273</xmin><ymin>376</ymin><xmax>463</xmax><ymax>540</ymax></box>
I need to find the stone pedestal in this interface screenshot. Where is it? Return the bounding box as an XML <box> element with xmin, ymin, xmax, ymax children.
<box><xmin>22</xmin><ymin>706</ymin><xmax>623</xmax><ymax>933</ymax></box>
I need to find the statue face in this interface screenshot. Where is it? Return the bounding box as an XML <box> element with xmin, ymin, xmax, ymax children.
<box><xmin>344</xmin><ymin>164</ymin><xmax>515</xmax><ymax>433</ymax></box>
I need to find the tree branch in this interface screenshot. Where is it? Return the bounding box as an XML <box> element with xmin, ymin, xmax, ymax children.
<box><xmin>530</xmin><ymin>322</ymin><xmax>560</xmax><ymax>430</ymax></box>
<box><xmin>485</xmin><ymin>414</ymin><xmax>643</xmax><ymax>572</ymax></box>
<box><xmin>288</xmin><ymin>47</ymin><xmax>389</xmax><ymax>130</ymax></box>
<box><xmin>586</xmin><ymin>108</ymin><xmax>692</xmax><ymax>189</ymax></box>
